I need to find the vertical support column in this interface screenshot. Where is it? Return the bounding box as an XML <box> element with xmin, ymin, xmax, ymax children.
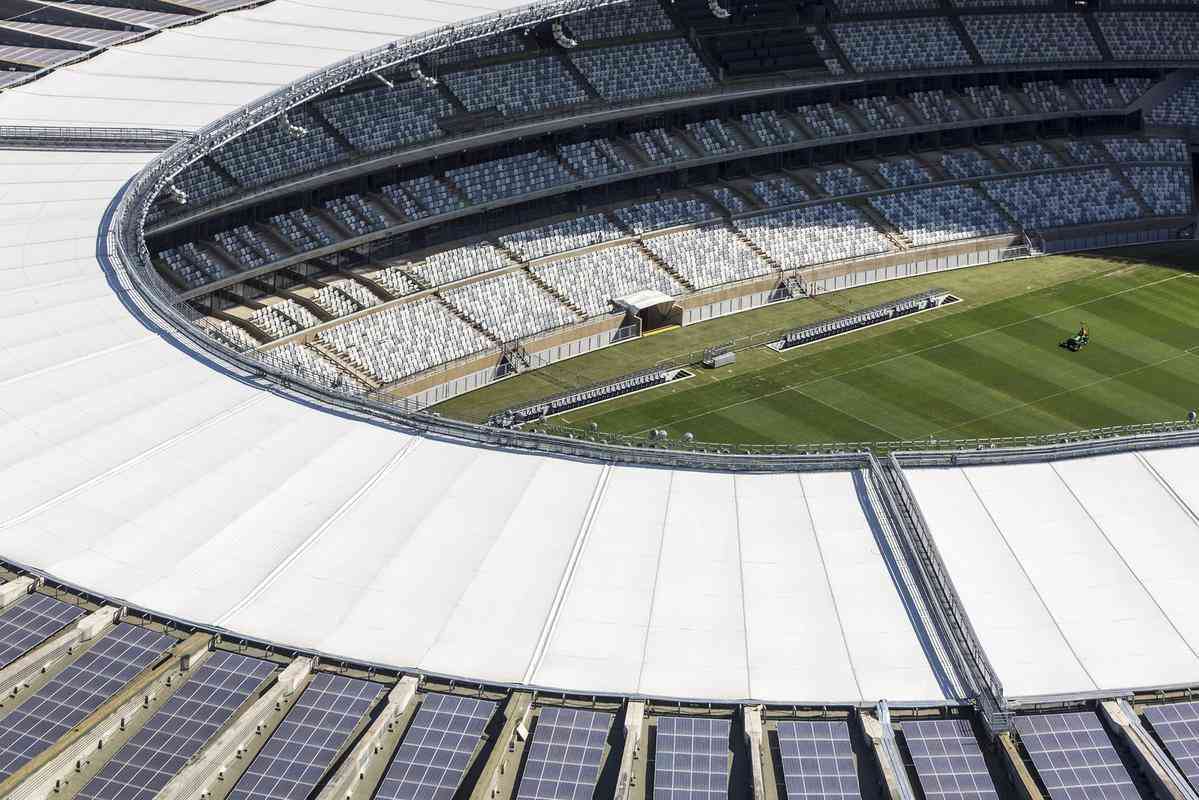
<box><xmin>615</xmin><ymin>702</ymin><xmax>646</xmax><ymax>800</ymax></box>
<box><xmin>860</xmin><ymin>703</ymin><xmax>917</xmax><ymax>800</ymax></box>
<box><xmin>316</xmin><ymin>676</ymin><xmax>420</xmax><ymax>800</ymax></box>
<box><xmin>1101</xmin><ymin>700</ymin><xmax>1199</xmax><ymax>800</ymax></box>
<box><xmin>744</xmin><ymin>705</ymin><xmax>767</xmax><ymax>800</ymax></box>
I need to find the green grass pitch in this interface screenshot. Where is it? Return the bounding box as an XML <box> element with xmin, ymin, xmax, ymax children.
<box><xmin>434</xmin><ymin>242</ymin><xmax>1199</xmax><ymax>445</ymax></box>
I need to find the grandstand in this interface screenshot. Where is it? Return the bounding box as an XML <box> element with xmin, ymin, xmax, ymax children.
<box><xmin>2</xmin><ymin>1</ymin><xmax>1199</xmax><ymax>799</ymax></box>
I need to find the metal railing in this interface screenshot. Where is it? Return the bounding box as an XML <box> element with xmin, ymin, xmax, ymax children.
<box><xmin>533</xmin><ymin>418</ymin><xmax>1199</xmax><ymax>456</ymax></box>
<box><xmin>871</xmin><ymin>455</ymin><xmax>1011</xmax><ymax>733</ymax></box>
<box><xmin>0</xmin><ymin>125</ymin><xmax>188</xmax><ymax>150</ymax></box>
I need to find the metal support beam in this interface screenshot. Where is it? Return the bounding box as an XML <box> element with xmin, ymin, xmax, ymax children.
<box><xmin>615</xmin><ymin>701</ymin><xmax>646</xmax><ymax>800</ymax></box>
<box><xmin>316</xmin><ymin>676</ymin><xmax>420</xmax><ymax>800</ymax></box>
<box><xmin>0</xmin><ymin>633</ymin><xmax>211</xmax><ymax>800</ymax></box>
<box><xmin>862</xmin><ymin>704</ymin><xmax>917</xmax><ymax>800</ymax></box>
<box><xmin>157</xmin><ymin>657</ymin><xmax>314</xmax><ymax>800</ymax></box>
<box><xmin>744</xmin><ymin>705</ymin><xmax>767</xmax><ymax>800</ymax></box>
<box><xmin>1101</xmin><ymin>700</ymin><xmax>1199</xmax><ymax>800</ymax></box>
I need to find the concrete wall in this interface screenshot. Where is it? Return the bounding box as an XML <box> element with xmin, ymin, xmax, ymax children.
<box><xmin>682</xmin><ymin>288</ymin><xmax>778</xmax><ymax>326</ymax></box>
<box><xmin>405</xmin><ymin>316</ymin><xmax>630</xmax><ymax>407</ymax></box>
<box><xmin>1044</xmin><ymin>224</ymin><xmax>1177</xmax><ymax>253</ymax></box>
<box><xmin>808</xmin><ymin>244</ymin><xmax>1010</xmax><ymax>294</ymax></box>
<box><xmin>682</xmin><ymin>242</ymin><xmax>1012</xmax><ymax>326</ymax></box>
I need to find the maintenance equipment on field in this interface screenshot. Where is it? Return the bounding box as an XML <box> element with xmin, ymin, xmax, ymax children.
<box><xmin>1061</xmin><ymin>322</ymin><xmax>1090</xmax><ymax>351</ymax></box>
<box><xmin>703</xmin><ymin>343</ymin><xmax>737</xmax><ymax>368</ymax></box>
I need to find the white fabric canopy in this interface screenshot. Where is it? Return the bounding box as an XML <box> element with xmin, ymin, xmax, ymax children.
<box><xmin>0</xmin><ymin>0</ymin><xmax>950</xmax><ymax>704</ymax></box>
<box><xmin>614</xmin><ymin>289</ymin><xmax>675</xmax><ymax>312</ymax></box>
<box><xmin>905</xmin><ymin>452</ymin><xmax>1199</xmax><ymax>700</ymax></box>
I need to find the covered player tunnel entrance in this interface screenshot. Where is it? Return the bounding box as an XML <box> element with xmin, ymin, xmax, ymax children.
<box><xmin>613</xmin><ymin>289</ymin><xmax>681</xmax><ymax>332</ymax></box>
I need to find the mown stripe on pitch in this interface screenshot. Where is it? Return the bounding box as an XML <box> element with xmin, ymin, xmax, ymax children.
<box><xmin>823</xmin><ymin>355</ymin><xmax>1003</xmax><ymax>434</ymax></box>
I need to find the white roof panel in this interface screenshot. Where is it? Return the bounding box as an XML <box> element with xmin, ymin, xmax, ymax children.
<box><xmin>903</xmin><ymin>466</ymin><xmax>1095</xmax><ymax>697</ymax></box>
<box><xmin>802</xmin><ymin>471</ymin><xmax>947</xmax><ymax>702</ymax></box>
<box><xmin>1141</xmin><ymin>446</ymin><xmax>1199</xmax><ymax>526</ymax></box>
<box><xmin>905</xmin><ymin>460</ymin><xmax>1199</xmax><ymax>698</ymax></box>
<box><xmin>532</xmin><ymin>465</ymin><xmax>672</xmax><ymax>695</ymax></box>
<box><xmin>737</xmin><ymin>473</ymin><xmax>862</xmax><ymax>702</ymax></box>
<box><xmin>640</xmin><ymin>470</ymin><xmax>750</xmax><ymax>700</ymax></box>
<box><xmin>1052</xmin><ymin>453</ymin><xmax>1199</xmax><ymax>663</ymax></box>
<box><xmin>420</xmin><ymin>455</ymin><xmax>606</xmax><ymax>682</ymax></box>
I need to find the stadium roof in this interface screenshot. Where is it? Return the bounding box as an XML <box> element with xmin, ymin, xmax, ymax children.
<box><xmin>1</xmin><ymin>0</ymin><xmax>1198</xmax><ymax>708</ymax></box>
<box><xmin>0</xmin><ymin>0</ymin><xmax>527</xmax><ymax>129</ymax></box>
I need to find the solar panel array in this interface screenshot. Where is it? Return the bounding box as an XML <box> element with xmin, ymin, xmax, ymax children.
<box><xmin>1143</xmin><ymin>702</ymin><xmax>1199</xmax><ymax>791</ymax></box>
<box><xmin>228</xmin><ymin>672</ymin><xmax>382</xmax><ymax>800</ymax></box>
<box><xmin>374</xmin><ymin>692</ymin><xmax>498</xmax><ymax>800</ymax></box>
<box><xmin>901</xmin><ymin>719</ymin><xmax>998</xmax><ymax>800</ymax></box>
<box><xmin>1013</xmin><ymin>713</ymin><xmax>1141</xmax><ymax>800</ymax></box>
<box><xmin>0</xmin><ymin>593</ymin><xmax>84</xmax><ymax>669</ymax></box>
<box><xmin>654</xmin><ymin>717</ymin><xmax>730</xmax><ymax>800</ymax></box>
<box><xmin>0</xmin><ymin>623</ymin><xmax>174</xmax><ymax>779</ymax></box>
<box><xmin>775</xmin><ymin>720</ymin><xmax>859</xmax><ymax>800</ymax></box>
<box><xmin>516</xmin><ymin>707</ymin><xmax>614</xmax><ymax>800</ymax></box>
<box><xmin>75</xmin><ymin>650</ymin><xmax>277</xmax><ymax>800</ymax></box>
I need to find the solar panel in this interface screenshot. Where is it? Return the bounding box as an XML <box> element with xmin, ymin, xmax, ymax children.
<box><xmin>515</xmin><ymin>707</ymin><xmax>614</xmax><ymax>800</ymax></box>
<box><xmin>775</xmin><ymin>720</ymin><xmax>859</xmax><ymax>800</ymax></box>
<box><xmin>228</xmin><ymin>672</ymin><xmax>383</xmax><ymax>800</ymax></box>
<box><xmin>0</xmin><ymin>622</ymin><xmax>174</xmax><ymax>779</ymax></box>
<box><xmin>1143</xmin><ymin>702</ymin><xmax>1199</xmax><ymax>790</ymax></box>
<box><xmin>1013</xmin><ymin>713</ymin><xmax>1142</xmax><ymax>800</ymax></box>
<box><xmin>0</xmin><ymin>593</ymin><xmax>84</xmax><ymax>669</ymax></box>
<box><xmin>901</xmin><ymin>720</ymin><xmax>998</xmax><ymax>800</ymax></box>
<box><xmin>653</xmin><ymin>717</ymin><xmax>730</xmax><ymax>800</ymax></box>
<box><xmin>75</xmin><ymin>650</ymin><xmax>277</xmax><ymax>800</ymax></box>
<box><xmin>373</xmin><ymin>692</ymin><xmax>498</xmax><ymax>800</ymax></box>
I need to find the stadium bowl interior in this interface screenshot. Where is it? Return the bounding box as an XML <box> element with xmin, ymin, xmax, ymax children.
<box><xmin>0</xmin><ymin>0</ymin><xmax>1198</xmax><ymax>798</ymax></box>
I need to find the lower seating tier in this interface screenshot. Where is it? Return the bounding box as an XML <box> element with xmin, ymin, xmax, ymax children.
<box><xmin>187</xmin><ymin>153</ymin><xmax>1194</xmax><ymax>387</ymax></box>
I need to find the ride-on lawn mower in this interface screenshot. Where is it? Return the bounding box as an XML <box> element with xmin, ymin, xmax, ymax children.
<box><xmin>1062</xmin><ymin>322</ymin><xmax>1089</xmax><ymax>351</ymax></box>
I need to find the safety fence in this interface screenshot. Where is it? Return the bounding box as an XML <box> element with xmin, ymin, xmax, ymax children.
<box><xmin>0</xmin><ymin>125</ymin><xmax>189</xmax><ymax>150</ymax></box>
<box><xmin>535</xmin><ymin>418</ymin><xmax>1199</xmax><ymax>456</ymax></box>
